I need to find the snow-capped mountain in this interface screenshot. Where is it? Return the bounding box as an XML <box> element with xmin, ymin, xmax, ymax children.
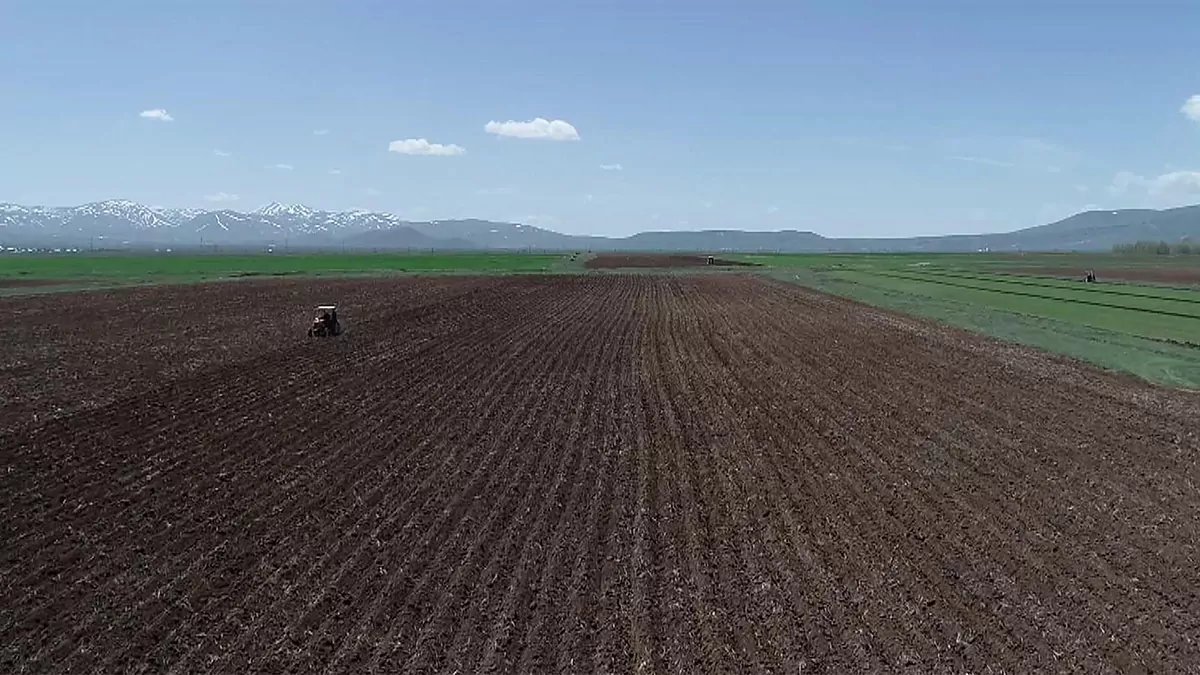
<box><xmin>182</xmin><ymin>210</ymin><xmax>283</xmax><ymax>239</ymax></box>
<box><xmin>0</xmin><ymin>200</ymin><xmax>403</xmax><ymax>243</ymax></box>
<box><xmin>4</xmin><ymin>198</ymin><xmax>1196</xmax><ymax>252</ymax></box>
<box><xmin>0</xmin><ymin>199</ymin><xmax>570</xmax><ymax>249</ymax></box>
<box><xmin>72</xmin><ymin>199</ymin><xmax>177</xmax><ymax>230</ymax></box>
<box><xmin>254</xmin><ymin>202</ymin><xmax>317</xmax><ymax>220</ymax></box>
<box><xmin>0</xmin><ymin>203</ymin><xmax>72</xmax><ymax>228</ymax></box>
<box><xmin>158</xmin><ymin>207</ymin><xmax>205</xmax><ymax>223</ymax></box>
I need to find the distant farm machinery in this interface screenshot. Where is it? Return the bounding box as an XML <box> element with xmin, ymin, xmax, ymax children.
<box><xmin>308</xmin><ymin>304</ymin><xmax>344</xmax><ymax>337</ymax></box>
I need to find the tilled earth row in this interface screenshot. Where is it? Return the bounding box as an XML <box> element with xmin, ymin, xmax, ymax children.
<box><xmin>584</xmin><ymin>254</ymin><xmax>756</xmax><ymax>269</ymax></box>
<box><xmin>2</xmin><ymin>274</ymin><xmax>1199</xmax><ymax>673</ymax></box>
<box><xmin>0</xmin><ymin>276</ymin><xmax>493</xmax><ymax>433</ymax></box>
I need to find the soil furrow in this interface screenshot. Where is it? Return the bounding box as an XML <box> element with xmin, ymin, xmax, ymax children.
<box><xmin>3</xmin><ymin>273</ymin><xmax>1199</xmax><ymax>673</ymax></box>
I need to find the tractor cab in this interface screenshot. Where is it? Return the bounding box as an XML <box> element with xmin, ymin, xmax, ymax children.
<box><xmin>308</xmin><ymin>304</ymin><xmax>343</xmax><ymax>337</ymax></box>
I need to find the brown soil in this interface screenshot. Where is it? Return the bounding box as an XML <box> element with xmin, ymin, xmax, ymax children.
<box><xmin>1002</xmin><ymin>266</ymin><xmax>1200</xmax><ymax>284</ymax></box>
<box><xmin>585</xmin><ymin>253</ymin><xmax>757</xmax><ymax>269</ymax></box>
<box><xmin>3</xmin><ymin>274</ymin><xmax>1199</xmax><ymax>673</ymax></box>
<box><xmin>0</xmin><ymin>278</ymin><xmax>72</xmax><ymax>288</ymax></box>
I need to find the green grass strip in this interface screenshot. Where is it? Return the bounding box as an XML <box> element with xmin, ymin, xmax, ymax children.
<box><xmin>878</xmin><ymin>271</ymin><xmax>1200</xmax><ymax>320</ymax></box>
<box><xmin>915</xmin><ymin>269</ymin><xmax>1200</xmax><ymax>306</ymax></box>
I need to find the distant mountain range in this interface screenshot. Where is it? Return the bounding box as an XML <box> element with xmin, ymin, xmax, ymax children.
<box><xmin>2</xmin><ymin>199</ymin><xmax>1199</xmax><ymax>253</ymax></box>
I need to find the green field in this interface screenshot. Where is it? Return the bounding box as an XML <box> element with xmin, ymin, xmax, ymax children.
<box><xmin>5</xmin><ymin>249</ymin><xmax>1200</xmax><ymax>388</ymax></box>
<box><xmin>0</xmin><ymin>251</ymin><xmax>570</xmax><ymax>290</ymax></box>
<box><xmin>742</xmin><ymin>253</ymin><xmax>1200</xmax><ymax>388</ymax></box>
<box><xmin>738</xmin><ymin>251</ymin><xmax>1200</xmax><ymax>273</ymax></box>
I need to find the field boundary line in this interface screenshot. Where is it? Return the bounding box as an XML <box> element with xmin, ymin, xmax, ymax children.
<box><xmin>875</xmin><ymin>271</ymin><xmax>1200</xmax><ymax>321</ymax></box>
<box><xmin>919</xmin><ymin>269</ymin><xmax>1200</xmax><ymax>306</ymax></box>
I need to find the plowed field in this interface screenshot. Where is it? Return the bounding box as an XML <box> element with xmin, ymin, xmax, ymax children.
<box><xmin>585</xmin><ymin>254</ymin><xmax>756</xmax><ymax>269</ymax></box>
<box><xmin>3</xmin><ymin>274</ymin><xmax>1200</xmax><ymax>673</ymax></box>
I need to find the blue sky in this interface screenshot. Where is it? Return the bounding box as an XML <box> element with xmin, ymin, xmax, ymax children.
<box><xmin>2</xmin><ymin>0</ymin><xmax>1198</xmax><ymax>238</ymax></box>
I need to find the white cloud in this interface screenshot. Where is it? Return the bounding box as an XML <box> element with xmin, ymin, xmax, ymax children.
<box><xmin>267</xmin><ymin>163</ymin><xmax>294</xmax><ymax>170</ymax></box>
<box><xmin>204</xmin><ymin>192</ymin><xmax>239</xmax><ymax>202</ymax></box>
<box><xmin>766</xmin><ymin>206</ymin><xmax>780</xmax><ymax>214</ymax></box>
<box><xmin>213</xmin><ymin>149</ymin><xmax>232</xmax><ymax>157</ymax></box>
<box><xmin>139</xmin><ymin>108</ymin><xmax>174</xmax><ymax>122</ymax></box>
<box><xmin>599</xmin><ymin>163</ymin><xmax>623</xmax><ymax>171</ymax></box>
<box><xmin>1152</xmin><ymin>171</ymin><xmax>1200</xmax><ymax>195</ymax></box>
<box><xmin>388</xmin><ymin>138</ymin><xmax>466</xmax><ymax>156</ymax></box>
<box><xmin>313</xmin><ymin>129</ymin><xmax>330</xmax><ymax>136</ymax></box>
<box><xmin>485</xmin><ymin>117</ymin><xmax>580</xmax><ymax>141</ymax></box>
<box><xmin>950</xmin><ymin>155</ymin><xmax>1015</xmax><ymax>168</ymax></box>
<box><xmin>328</xmin><ymin>168</ymin><xmax>342</xmax><ymax>175</ymax></box>
<box><xmin>1182</xmin><ymin>95</ymin><xmax>1200</xmax><ymax>123</ymax></box>
<box><xmin>1109</xmin><ymin>170</ymin><xmax>1200</xmax><ymax>197</ymax></box>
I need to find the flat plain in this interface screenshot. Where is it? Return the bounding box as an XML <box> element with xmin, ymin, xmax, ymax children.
<box><xmin>746</xmin><ymin>253</ymin><xmax>1200</xmax><ymax>388</ymax></box>
<box><xmin>0</xmin><ymin>252</ymin><xmax>567</xmax><ymax>293</ymax></box>
<box><xmin>3</xmin><ymin>272</ymin><xmax>1200</xmax><ymax>673</ymax></box>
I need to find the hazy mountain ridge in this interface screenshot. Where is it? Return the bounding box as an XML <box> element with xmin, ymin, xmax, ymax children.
<box><xmin>1</xmin><ymin>199</ymin><xmax>1198</xmax><ymax>252</ymax></box>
